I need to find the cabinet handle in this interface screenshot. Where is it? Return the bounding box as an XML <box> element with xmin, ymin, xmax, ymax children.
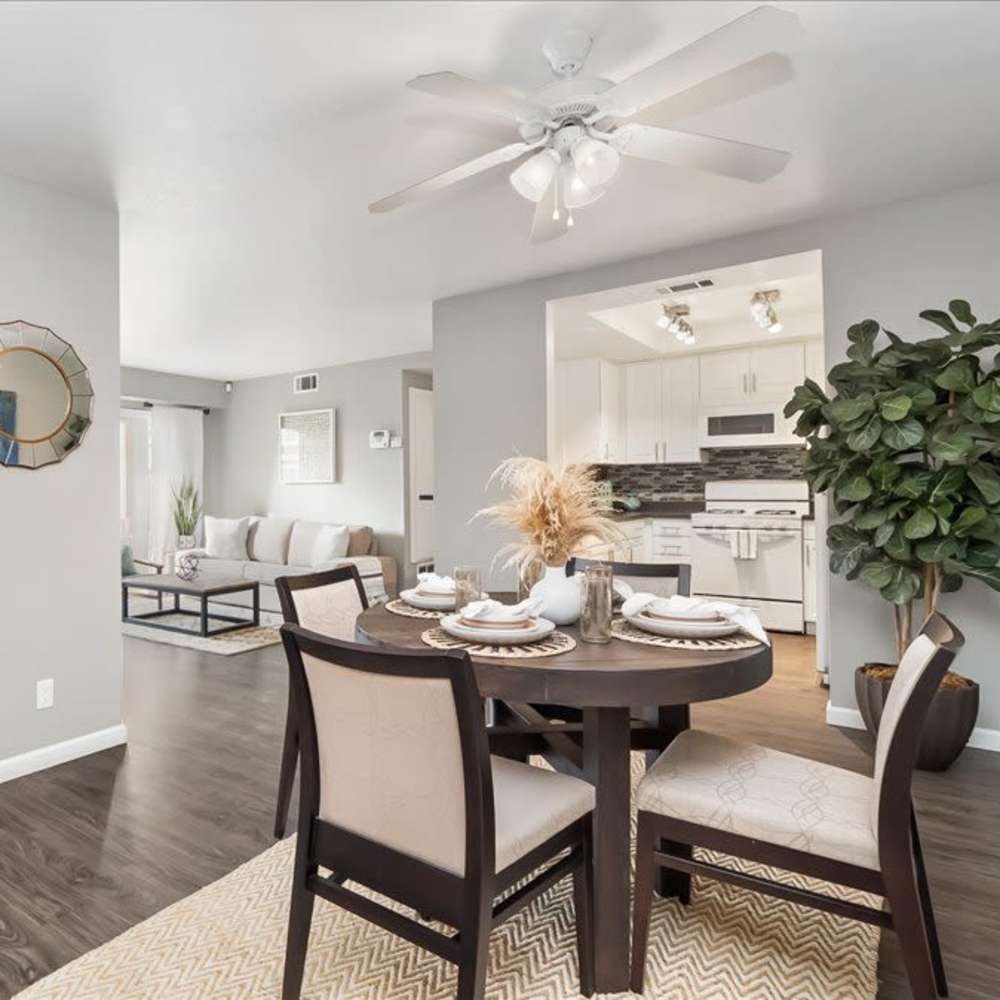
<box><xmin>742</xmin><ymin>373</ymin><xmax>748</xmax><ymax>395</ymax></box>
<box><xmin>655</xmin><ymin>441</ymin><xmax>660</xmax><ymax>462</ymax></box>
<box><xmin>805</xmin><ymin>545</ymin><xmax>811</xmax><ymax>568</ymax></box>
<box><xmin>752</xmin><ymin>372</ymin><xmax>757</xmax><ymax>394</ymax></box>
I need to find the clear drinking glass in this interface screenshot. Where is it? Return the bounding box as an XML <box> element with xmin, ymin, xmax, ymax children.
<box><xmin>580</xmin><ymin>562</ymin><xmax>613</xmax><ymax>644</ymax></box>
<box><xmin>453</xmin><ymin>566</ymin><xmax>482</xmax><ymax>613</ymax></box>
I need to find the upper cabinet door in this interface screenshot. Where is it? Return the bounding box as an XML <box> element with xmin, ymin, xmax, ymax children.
<box><xmin>599</xmin><ymin>361</ymin><xmax>625</xmax><ymax>463</ymax></box>
<box><xmin>749</xmin><ymin>343</ymin><xmax>806</xmax><ymax>404</ymax></box>
<box><xmin>624</xmin><ymin>361</ymin><xmax>661</xmax><ymax>463</ymax></box>
<box><xmin>699</xmin><ymin>349</ymin><xmax>750</xmax><ymax>408</ymax></box>
<box><xmin>662</xmin><ymin>356</ymin><xmax>701</xmax><ymax>463</ymax></box>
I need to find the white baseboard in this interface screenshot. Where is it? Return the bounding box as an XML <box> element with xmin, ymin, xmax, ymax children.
<box><xmin>826</xmin><ymin>702</ymin><xmax>1000</xmax><ymax>752</ymax></box>
<box><xmin>0</xmin><ymin>724</ymin><xmax>128</xmax><ymax>784</ymax></box>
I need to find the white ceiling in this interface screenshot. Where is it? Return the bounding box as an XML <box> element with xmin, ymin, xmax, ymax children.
<box><xmin>1</xmin><ymin>2</ymin><xmax>999</xmax><ymax>379</ymax></box>
<box><xmin>553</xmin><ymin>250</ymin><xmax>823</xmax><ymax>360</ymax></box>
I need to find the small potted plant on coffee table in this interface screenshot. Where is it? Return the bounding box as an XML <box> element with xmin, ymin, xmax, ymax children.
<box><xmin>785</xmin><ymin>299</ymin><xmax>1000</xmax><ymax>769</ymax></box>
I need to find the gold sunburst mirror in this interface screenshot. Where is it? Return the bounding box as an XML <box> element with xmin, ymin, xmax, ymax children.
<box><xmin>0</xmin><ymin>320</ymin><xmax>94</xmax><ymax>470</ymax></box>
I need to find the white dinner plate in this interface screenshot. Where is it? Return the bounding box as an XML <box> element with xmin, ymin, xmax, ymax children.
<box><xmin>440</xmin><ymin>614</ymin><xmax>556</xmax><ymax>646</ymax></box>
<box><xmin>626</xmin><ymin>613</ymin><xmax>740</xmax><ymax>639</ymax></box>
<box><xmin>400</xmin><ymin>588</ymin><xmax>488</xmax><ymax>611</ymax></box>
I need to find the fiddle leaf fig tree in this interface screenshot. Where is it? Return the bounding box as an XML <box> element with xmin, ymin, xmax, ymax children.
<box><xmin>785</xmin><ymin>301</ymin><xmax>1000</xmax><ymax>661</ymax></box>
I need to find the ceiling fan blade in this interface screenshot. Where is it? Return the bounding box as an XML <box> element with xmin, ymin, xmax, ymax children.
<box><xmin>530</xmin><ymin>180</ymin><xmax>569</xmax><ymax>244</ymax></box>
<box><xmin>602</xmin><ymin>6</ymin><xmax>802</xmax><ymax>119</ymax></box>
<box><xmin>369</xmin><ymin>142</ymin><xmax>533</xmax><ymax>214</ymax></box>
<box><xmin>407</xmin><ymin>71</ymin><xmax>548</xmax><ymax>124</ymax></box>
<box><xmin>614</xmin><ymin>124</ymin><xmax>790</xmax><ymax>182</ymax></box>
<box><xmin>630</xmin><ymin>53</ymin><xmax>794</xmax><ymax>127</ymax></box>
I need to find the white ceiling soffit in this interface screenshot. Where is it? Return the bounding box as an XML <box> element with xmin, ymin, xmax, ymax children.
<box><xmin>0</xmin><ymin>4</ymin><xmax>998</xmax><ymax>378</ymax></box>
<box><xmin>551</xmin><ymin>250</ymin><xmax>823</xmax><ymax>361</ymax></box>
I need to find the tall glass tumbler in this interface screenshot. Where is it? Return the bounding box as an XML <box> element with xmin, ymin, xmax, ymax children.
<box><xmin>580</xmin><ymin>562</ymin><xmax>613</xmax><ymax>643</ymax></box>
<box><xmin>453</xmin><ymin>566</ymin><xmax>482</xmax><ymax>613</ymax></box>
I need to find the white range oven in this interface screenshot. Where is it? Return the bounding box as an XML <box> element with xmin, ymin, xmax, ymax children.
<box><xmin>690</xmin><ymin>480</ymin><xmax>810</xmax><ymax>632</ymax></box>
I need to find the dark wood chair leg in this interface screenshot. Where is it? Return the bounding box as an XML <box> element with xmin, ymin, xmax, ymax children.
<box><xmin>911</xmin><ymin>813</ymin><xmax>948</xmax><ymax>997</ymax></box>
<box><xmin>573</xmin><ymin>821</ymin><xmax>595</xmax><ymax>997</ymax></box>
<box><xmin>274</xmin><ymin>699</ymin><xmax>298</xmax><ymax>839</ymax></box>
<box><xmin>456</xmin><ymin>903</ymin><xmax>491</xmax><ymax>1000</ymax></box>
<box><xmin>630</xmin><ymin>811</ymin><xmax>657</xmax><ymax>995</ymax></box>
<box><xmin>652</xmin><ymin>705</ymin><xmax>692</xmax><ymax>902</ymax></box>
<box><xmin>883</xmin><ymin>853</ymin><xmax>940</xmax><ymax>1000</ymax></box>
<box><xmin>282</xmin><ymin>878</ymin><xmax>315</xmax><ymax>1000</ymax></box>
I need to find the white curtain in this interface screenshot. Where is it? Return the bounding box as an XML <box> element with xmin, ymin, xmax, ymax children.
<box><xmin>148</xmin><ymin>406</ymin><xmax>204</xmax><ymax>565</ymax></box>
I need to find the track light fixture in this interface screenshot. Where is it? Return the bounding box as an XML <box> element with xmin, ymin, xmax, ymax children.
<box><xmin>750</xmin><ymin>289</ymin><xmax>783</xmax><ymax>333</ymax></box>
<box><xmin>656</xmin><ymin>304</ymin><xmax>696</xmax><ymax>345</ymax></box>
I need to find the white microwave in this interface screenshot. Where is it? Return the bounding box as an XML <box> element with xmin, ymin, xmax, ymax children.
<box><xmin>698</xmin><ymin>403</ymin><xmax>800</xmax><ymax>449</ymax></box>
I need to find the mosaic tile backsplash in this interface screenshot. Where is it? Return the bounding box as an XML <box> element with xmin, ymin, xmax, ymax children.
<box><xmin>595</xmin><ymin>447</ymin><xmax>808</xmax><ymax>500</ymax></box>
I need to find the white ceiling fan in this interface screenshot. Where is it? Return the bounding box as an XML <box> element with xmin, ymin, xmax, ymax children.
<box><xmin>369</xmin><ymin>6</ymin><xmax>801</xmax><ymax>243</ymax></box>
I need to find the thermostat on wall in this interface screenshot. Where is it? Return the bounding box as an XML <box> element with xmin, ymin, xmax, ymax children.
<box><xmin>370</xmin><ymin>429</ymin><xmax>391</xmax><ymax>449</ymax></box>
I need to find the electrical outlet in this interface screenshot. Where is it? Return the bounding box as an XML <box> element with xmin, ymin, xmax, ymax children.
<box><xmin>36</xmin><ymin>678</ymin><xmax>54</xmax><ymax>710</ymax></box>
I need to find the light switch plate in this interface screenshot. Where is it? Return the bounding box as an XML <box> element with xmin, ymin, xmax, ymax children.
<box><xmin>36</xmin><ymin>678</ymin><xmax>54</xmax><ymax>710</ymax></box>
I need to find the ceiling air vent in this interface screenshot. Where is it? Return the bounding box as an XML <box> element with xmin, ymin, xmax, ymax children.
<box><xmin>656</xmin><ymin>277</ymin><xmax>715</xmax><ymax>294</ymax></box>
<box><xmin>293</xmin><ymin>372</ymin><xmax>318</xmax><ymax>394</ymax></box>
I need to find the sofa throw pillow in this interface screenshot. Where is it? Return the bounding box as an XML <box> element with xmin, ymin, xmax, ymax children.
<box><xmin>248</xmin><ymin>517</ymin><xmax>294</xmax><ymax>564</ymax></box>
<box><xmin>310</xmin><ymin>524</ymin><xmax>351</xmax><ymax>567</ymax></box>
<box><xmin>204</xmin><ymin>516</ymin><xmax>251</xmax><ymax>560</ymax></box>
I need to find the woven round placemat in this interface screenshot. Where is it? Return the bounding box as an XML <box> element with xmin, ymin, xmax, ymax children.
<box><xmin>420</xmin><ymin>626</ymin><xmax>576</xmax><ymax>658</ymax></box>
<box><xmin>385</xmin><ymin>599</ymin><xmax>446</xmax><ymax>620</ymax></box>
<box><xmin>610</xmin><ymin>617</ymin><xmax>763</xmax><ymax>651</ymax></box>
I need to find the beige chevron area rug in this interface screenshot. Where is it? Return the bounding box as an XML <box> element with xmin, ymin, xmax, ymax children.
<box><xmin>17</xmin><ymin>755</ymin><xmax>881</xmax><ymax>1000</ymax></box>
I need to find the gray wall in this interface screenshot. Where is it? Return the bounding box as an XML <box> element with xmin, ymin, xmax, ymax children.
<box><xmin>434</xmin><ymin>177</ymin><xmax>1000</xmax><ymax>734</ymax></box>
<box><xmin>121</xmin><ymin>366</ymin><xmax>229</xmax><ymax>410</ymax></box>
<box><xmin>205</xmin><ymin>352</ymin><xmax>432</xmax><ymax>578</ymax></box>
<box><xmin>0</xmin><ymin>172</ymin><xmax>121</xmax><ymax>768</ymax></box>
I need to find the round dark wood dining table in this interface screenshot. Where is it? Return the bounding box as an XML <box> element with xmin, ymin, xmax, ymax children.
<box><xmin>356</xmin><ymin>598</ymin><xmax>773</xmax><ymax>993</ymax></box>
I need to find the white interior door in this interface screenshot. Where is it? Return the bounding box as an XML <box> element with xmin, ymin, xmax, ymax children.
<box><xmin>408</xmin><ymin>387</ymin><xmax>434</xmax><ymax>565</ymax></box>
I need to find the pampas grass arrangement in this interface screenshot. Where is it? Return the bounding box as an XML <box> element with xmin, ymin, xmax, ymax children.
<box><xmin>475</xmin><ymin>457</ymin><xmax>623</xmax><ymax>577</ymax></box>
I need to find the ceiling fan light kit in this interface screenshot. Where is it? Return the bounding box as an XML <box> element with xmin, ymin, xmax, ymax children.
<box><xmin>370</xmin><ymin>5</ymin><xmax>801</xmax><ymax>243</ymax></box>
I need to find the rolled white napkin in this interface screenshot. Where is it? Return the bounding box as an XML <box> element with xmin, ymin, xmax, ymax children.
<box><xmin>417</xmin><ymin>572</ymin><xmax>456</xmax><ymax>595</ymax></box>
<box><xmin>460</xmin><ymin>597</ymin><xmax>545</xmax><ymax>623</ymax></box>
<box><xmin>621</xmin><ymin>592</ymin><xmax>770</xmax><ymax>645</ymax></box>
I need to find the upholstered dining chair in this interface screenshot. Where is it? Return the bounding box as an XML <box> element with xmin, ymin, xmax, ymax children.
<box><xmin>273</xmin><ymin>565</ymin><xmax>368</xmax><ymax>838</ymax></box>
<box><xmin>279</xmin><ymin>624</ymin><xmax>596</xmax><ymax>1000</ymax></box>
<box><xmin>630</xmin><ymin>613</ymin><xmax>963</xmax><ymax>1000</ymax></box>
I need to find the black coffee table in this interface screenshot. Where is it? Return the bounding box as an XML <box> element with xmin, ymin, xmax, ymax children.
<box><xmin>122</xmin><ymin>574</ymin><xmax>260</xmax><ymax>637</ymax></box>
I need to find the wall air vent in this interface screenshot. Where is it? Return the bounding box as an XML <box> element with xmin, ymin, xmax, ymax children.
<box><xmin>293</xmin><ymin>373</ymin><xmax>319</xmax><ymax>394</ymax></box>
<box><xmin>656</xmin><ymin>277</ymin><xmax>715</xmax><ymax>294</ymax></box>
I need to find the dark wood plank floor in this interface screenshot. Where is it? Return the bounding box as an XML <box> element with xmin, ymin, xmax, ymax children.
<box><xmin>0</xmin><ymin>633</ymin><xmax>997</xmax><ymax>999</ymax></box>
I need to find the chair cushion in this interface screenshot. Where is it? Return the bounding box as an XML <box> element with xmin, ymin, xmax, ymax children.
<box><xmin>492</xmin><ymin>757</ymin><xmax>595</xmax><ymax>874</ymax></box>
<box><xmin>204</xmin><ymin>516</ymin><xmax>251</xmax><ymax>560</ymax></box>
<box><xmin>636</xmin><ymin>730</ymin><xmax>878</xmax><ymax>871</ymax></box>
<box><xmin>248</xmin><ymin>517</ymin><xmax>294</xmax><ymax>564</ymax></box>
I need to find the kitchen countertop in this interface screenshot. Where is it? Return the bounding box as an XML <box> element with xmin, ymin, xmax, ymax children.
<box><xmin>606</xmin><ymin>500</ymin><xmax>706</xmax><ymax>521</ymax></box>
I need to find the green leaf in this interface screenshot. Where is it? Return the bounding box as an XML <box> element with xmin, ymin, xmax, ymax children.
<box><xmin>964</xmin><ymin>566</ymin><xmax>1000</xmax><ymax>592</ymax></box>
<box><xmin>854</xmin><ymin>507</ymin><xmax>892</xmax><ymax>530</ymax></box>
<box><xmin>928</xmin><ymin>467</ymin><xmax>966</xmax><ymax>501</ymax></box>
<box><xmin>927</xmin><ymin>425</ymin><xmax>974</xmax><ymax>463</ymax></box>
<box><xmin>898</xmin><ymin>382</ymin><xmax>938</xmax><ymax>413</ymax></box>
<box><xmin>972</xmin><ymin>380</ymin><xmax>1000</xmax><ymax>414</ymax></box>
<box><xmin>915</xmin><ymin>537</ymin><xmax>958</xmax><ymax>562</ymax></box>
<box><xmin>940</xmin><ymin>573</ymin><xmax>964</xmax><ymax>593</ymax></box>
<box><xmin>880</xmin><ymin>565</ymin><xmax>923</xmax><ymax>604</ymax></box>
<box><xmin>869</xmin><ymin>460</ymin><xmax>902</xmax><ymax>492</ymax></box>
<box><xmin>836</xmin><ymin>475</ymin><xmax>873</xmax><ymax>502</ymax></box>
<box><xmin>919</xmin><ymin>309</ymin><xmax>961</xmax><ymax>335</ymax></box>
<box><xmin>859</xmin><ymin>561</ymin><xmax>896</xmax><ymax>589</ymax></box>
<box><xmin>934</xmin><ymin>356</ymin><xmax>979</xmax><ymax>394</ymax></box>
<box><xmin>949</xmin><ymin>299</ymin><xmax>977</xmax><ymax>326</ymax></box>
<box><xmin>874</xmin><ymin>521</ymin><xmax>897</xmax><ymax>547</ymax></box>
<box><xmin>827</xmin><ymin>525</ymin><xmax>874</xmax><ymax>576</ymax></box>
<box><xmin>884</xmin><ymin>526</ymin><xmax>912</xmax><ymax>561</ymax></box>
<box><xmin>894</xmin><ymin>470</ymin><xmax>933</xmax><ymax>499</ymax></box>
<box><xmin>965</xmin><ymin>541</ymin><xmax>1000</xmax><ymax>569</ymax></box>
<box><xmin>953</xmin><ymin>506</ymin><xmax>988</xmax><ymax>536</ymax></box>
<box><xmin>847</xmin><ymin>416</ymin><xmax>883</xmax><ymax>452</ymax></box>
<box><xmin>903</xmin><ymin>507</ymin><xmax>937</xmax><ymax>539</ymax></box>
<box><xmin>826</xmin><ymin>396</ymin><xmax>875</xmax><ymax>425</ymax></box>
<box><xmin>881</xmin><ymin>417</ymin><xmax>925</xmax><ymax>451</ymax></box>
<box><xmin>879</xmin><ymin>392</ymin><xmax>912</xmax><ymax>422</ymax></box>
<box><xmin>967</xmin><ymin>463</ymin><xmax>1000</xmax><ymax>505</ymax></box>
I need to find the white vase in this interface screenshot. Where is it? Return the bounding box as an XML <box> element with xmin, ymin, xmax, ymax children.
<box><xmin>178</xmin><ymin>534</ymin><xmax>195</xmax><ymax>551</ymax></box>
<box><xmin>530</xmin><ymin>564</ymin><xmax>583</xmax><ymax>625</ymax></box>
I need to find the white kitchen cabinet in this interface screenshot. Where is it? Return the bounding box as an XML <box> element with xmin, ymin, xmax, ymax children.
<box><xmin>554</xmin><ymin>359</ymin><xmax>623</xmax><ymax>465</ymax></box>
<box><xmin>648</xmin><ymin>518</ymin><xmax>692</xmax><ymax>564</ymax></box>
<box><xmin>749</xmin><ymin>343</ymin><xmax>806</xmax><ymax>403</ymax></box>
<box><xmin>573</xmin><ymin>518</ymin><xmax>648</xmax><ymax>562</ymax></box>
<box><xmin>624</xmin><ymin>358</ymin><xmax>701</xmax><ymax>464</ymax></box>
<box><xmin>803</xmin><ymin>520</ymin><xmax>817</xmax><ymax>626</ymax></box>
<box><xmin>805</xmin><ymin>338</ymin><xmax>826</xmax><ymax>388</ymax></box>
<box><xmin>624</xmin><ymin>362</ymin><xmax>661</xmax><ymax>463</ymax></box>
<box><xmin>698</xmin><ymin>343</ymin><xmax>805</xmax><ymax>408</ymax></box>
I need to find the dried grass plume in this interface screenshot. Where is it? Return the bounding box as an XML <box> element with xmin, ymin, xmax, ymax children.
<box><xmin>474</xmin><ymin>457</ymin><xmax>624</xmax><ymax>575</ymax></box>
